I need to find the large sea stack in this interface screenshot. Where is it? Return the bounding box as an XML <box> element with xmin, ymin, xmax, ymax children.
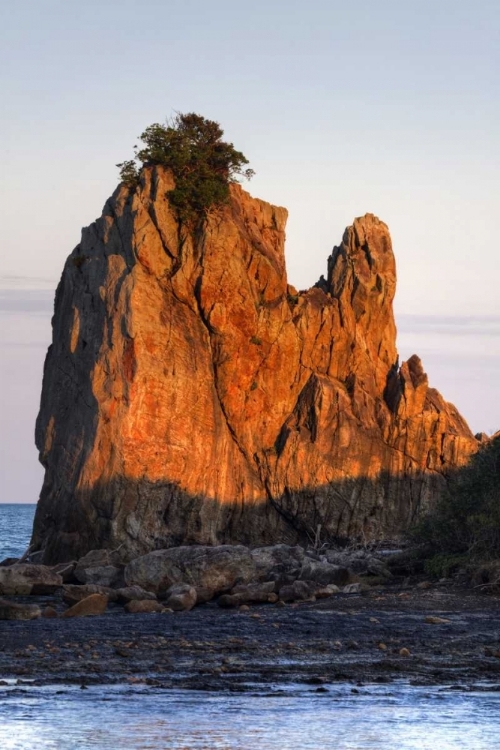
<box><xmin>32</xmin><ymin>167</ymin><xmax>477</xmax><ymax>563</ymax></box>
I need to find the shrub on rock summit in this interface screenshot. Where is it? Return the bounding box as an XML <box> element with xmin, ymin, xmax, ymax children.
<box><xmin>117</xmin><ymin>112</ymin><xmax>254</xmax><ymax>226</ymax></box>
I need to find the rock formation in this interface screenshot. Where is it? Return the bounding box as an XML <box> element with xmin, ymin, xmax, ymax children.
<box><xmin>32</xmin><ymin>167</ymin><xmax>478</xmax><ymax>563</ymax></box>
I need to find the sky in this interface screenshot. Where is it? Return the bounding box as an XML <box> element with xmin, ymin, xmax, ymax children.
<box><xmin>0</xmin><ymin>0</ymin><xmax>499</xmax><ymax>502</ymax></box>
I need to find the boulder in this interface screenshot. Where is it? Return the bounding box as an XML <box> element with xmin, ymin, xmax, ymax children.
<box><xmin>74</xmin><ymin>550</ymin><xmax>125</xmax><ymax>587</ymax></box>
<box><xmin>124</xmin><ymin>600</ymin><xmax>164</xmax><ymax>614</ymax></box>
<box><xmin>251</xmin><ymin>546</ymin><xmax>305</xmax><ymax>585</ymax></box>
<box><xmin>62</xmin><ymin>584</ymin><xmax>118</xmax><ymax>604</ymax></box>
<box><xmin>124</xmin><ymin>545</ymin><xmax>256</xmax><ymax>598</ymax></box>
<box><xmin>0</xmin><ymin>565</ymin><xmax>62</xmax><ymax>595</ymax></box>
<box><xmin>51</xmin><ymin>561</ymin><xmax>77</xmax><ymax>583</ymax></box>
<box><xmin>62</xmin><ymin>593</ymin><xmax>108</xmax><ymax>618</ymax></box>
<box><xmin>278</xmin><ymin>580</ymin><xmax>312</xmax><ymax>602</ymax></box>
<box><xmin>195</xmin><ymin>587</ymin><xmax>215</xmax><ymax>605</ymax></box>
<box><xmin>114</xmin><ymin>586</ymin><xmax>157</xmax><ymax>603</ymax></box>
<box><xmin>231</xmin><ymin>581</ymin><xmax>278</xmax><ymax>602</ymax></box>
<box><xmin>0</xmin><ymin>599</ymin><xmax>41</xmax><ymax>620</ymax></box>
<box><xmin>298</xmin><ymin>560</ymin><xmax>349</xmax><ymax>587</ymax></box>
<box><xmin>164</xmin><ymin>584</ymin><xmax>197</xmax><ymax>612</ymax></box>
<box><xmin>325</xmin><ymin>550</ymin><xmax>392</xmax><ymax>578</ymax></box>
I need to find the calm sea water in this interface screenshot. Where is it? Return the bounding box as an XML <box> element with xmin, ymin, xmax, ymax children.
<box><xmin>0</xmin><ymin>504</ymin><xmax>36</xmax><ymax>560</ymax></box>
<box><xmin>0</xmin><ymin>682</ymin><xmax>498</xmax><ymax>750</ymax></box>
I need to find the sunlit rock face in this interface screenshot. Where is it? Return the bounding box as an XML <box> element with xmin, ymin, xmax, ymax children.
<box><xmin>31</xmin><ymin>167</ymin><xmax>478</xmax><ymax>562</ymax></box>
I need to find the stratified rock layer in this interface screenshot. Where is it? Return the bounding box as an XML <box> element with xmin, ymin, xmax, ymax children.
<box><xmin>32</xmin><ymin>167</ymin><xmax>478</xmax><ymax>562</ymax></box>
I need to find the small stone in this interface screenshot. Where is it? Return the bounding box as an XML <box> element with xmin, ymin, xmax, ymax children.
<box><xmin>239</xmin><ymin>604</ymin><xmax>250</xmax><ymax>612</ymax></box>
<box><xmin>42</xmin><ymin>606</ymin><xmax>58</xmax><ymax>619</ymax></box>
<box><xmin>343</xmin><ymin>583</ymin><xmax>362</xmax><ymax>594</ymax></box>
<box><xmin>417</xmin><ymin>581</ymin><xmax>433</xmax><ymax>590</ymax></box>
<box><xmin>399</xmin><ymin>647</ymin><xmax>411</xmax><ymax>657</ymax></box>
<box><xmin>424</xmin><ymin>615</ymin><xmax>451</xmax><ymax>625</ymax></box>
<box><xmin>378</xmin><ymin>642</ymin><xmax>387</xmax><ymax>651</ymax></box>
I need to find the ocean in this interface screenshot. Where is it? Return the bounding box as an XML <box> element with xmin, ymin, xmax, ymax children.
<box><xmin>0</xmin><ymin>504</ymin><xmax>36</xmax><ymax>561</ymax></box>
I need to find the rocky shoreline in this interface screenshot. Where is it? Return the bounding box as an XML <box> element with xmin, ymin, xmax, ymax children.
<box><xmin>1</xmin><ymin>544</ymin><xmax>499</xmax><ymax>691</ymax></box>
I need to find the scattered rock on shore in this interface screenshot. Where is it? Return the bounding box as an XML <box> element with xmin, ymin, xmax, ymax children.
<box><xmin>124</xmin><ymin>545</ymin><xmax>256</xmax><ymax>598</ymax></box>
<box><xmin>164</xmin><ymin>584</ymin><xmax>197</xmax><ymax>612</ymax></box>
<box><xmin>0</xmin><ymin>599</ymin><xmax>41</xmax><ymax>620</ymax></box>
<box><xmin>0</xmin><ymin>565</ymin><xmax>63</xmax><ymax>596</ymax></box>
<box><xmin>62</xmin><ymin>593</ymin><xmax>108</xmax><ymax>618</ymax></box>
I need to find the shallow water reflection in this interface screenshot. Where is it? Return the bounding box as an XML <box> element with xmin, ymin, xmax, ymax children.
<box><xmin>0</xmin><ymin>682</ymin><xmax>498</xmax><ymax>750</ymax></box>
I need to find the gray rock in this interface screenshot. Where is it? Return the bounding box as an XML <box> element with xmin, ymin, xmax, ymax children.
<box><xmin>0</xmin><ymin>564</ymin><xmax>63</xmax><ymax>595</ymax></box>
<box><xmin>0</xmin><ymin>599</ymin><xmax>41</xmax><ymax>620</ymax></box>
<box><xmin>74</xmin><ymin>550</ymin><xmax>125</xmax><ymax>587</ymax></box>
<box><xmin>114</xmin><ymin>586</ymin><xmax>157</xmax><ymax>603</ymax></box>
<box><xmin>125</xmin><ymin>545</ymin><xmax>256</xmax><ymax>598</ymax></box>
<box><xmin>325</xmin><ymin>549</ymin><xmax>391</xmax><ymax>578</ymax></box>
<box><xmin>251</xmin><ymin>545</ymin><xmax>305</xmax><ymax>585</ymax></box>
<box><xmin>165</xmin><ymin>583</ymin><xmax>197</xmax><ymax>612</ymax></box>
<box><xmin>231</xmin><ymin>581</ymin><xmax>277</xmax><ymax>602</ymax></box>
<box><xmin>51</xmin><ymin>561</ymin><xmax>77</xmax><ymax>583</ymax></box>
<box><xmin>298</xmin><ymin>560</ymin><xmax>349</xmax><ymax>587</ymax></box>
<box><xmin>278</xmin><ymin>580</ymin><xmax>312</xmax><ymax>602</ymax></box>
<box><xmin>343</xmin><ymin>583</ymin><xmax>363</xmax><ymax>594</ymax></box>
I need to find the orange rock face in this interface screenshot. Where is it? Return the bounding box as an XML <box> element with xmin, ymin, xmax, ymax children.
<box><xmin>32</xmin><ymin>167</ymin><xmax>478</xmax><ymax>562</ymax></box>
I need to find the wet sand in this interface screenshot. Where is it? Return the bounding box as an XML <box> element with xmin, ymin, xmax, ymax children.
<box><xmin>1</xmin><ymin>583</ymin><xmax>499</xmax><ymax>691</ymax></box>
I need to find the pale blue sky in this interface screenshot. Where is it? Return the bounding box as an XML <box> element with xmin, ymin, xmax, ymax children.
<box><xmin>0</xmin><ymin>0</ymin><xmax>499</xmax><ymax>501</ymax></box>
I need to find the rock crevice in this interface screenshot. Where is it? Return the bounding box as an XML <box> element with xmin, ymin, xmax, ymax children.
<box><xmin>32</xmin><ymin>168</ymin><xmax>478</xmax><ymax>562</ymax></box>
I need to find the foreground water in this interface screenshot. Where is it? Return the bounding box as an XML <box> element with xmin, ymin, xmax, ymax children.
<box><xmin>0</xmin><ymin>504</ymin><xmax>36</xmax><ymax>560</ymax></box>
<box><xmin>0</xmin><ymin>681</ymin><xmax>498</xmax><ymax>750</ymax></box>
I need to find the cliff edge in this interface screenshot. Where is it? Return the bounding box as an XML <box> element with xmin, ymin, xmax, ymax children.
<box><xmin>32</xmin><ymin>167</ymin><xmax>478</xmax><ymax>562</ymax></box>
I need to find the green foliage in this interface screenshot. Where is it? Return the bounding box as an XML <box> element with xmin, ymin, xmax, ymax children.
<box><xmin>116</xmin><ymin>159</ymin><xmax>139</xmax><ymax>187</ymax></box>
<box><xmin>410</xmin><ymin>437</ymin><xmax>500</xmax><ymax>567</ymax></box>
<box><xmin>117</xmin><ymin>112</ymin><xmax>254</xmax><ymax>226</ymax></box>
<box><xmin>423</xmin><ymin>553</ymin><xmax>468</xmax><ymax>579</ymax></box>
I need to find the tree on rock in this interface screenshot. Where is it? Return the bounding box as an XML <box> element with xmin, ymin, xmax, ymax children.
<box><xmin>117</xmin><ymin>112</ymin><xmax>254</xmax><ymax>226</ymax></box>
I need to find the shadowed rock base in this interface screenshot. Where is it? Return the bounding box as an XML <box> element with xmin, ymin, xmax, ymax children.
<box><xmin>33</xmin><ymin>472</ymin><xmax>446</xmax><ymax>564</ymax></box>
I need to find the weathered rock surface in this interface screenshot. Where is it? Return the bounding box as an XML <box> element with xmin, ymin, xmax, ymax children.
<box><xmin>0</xmin><ymin>565</ymin><xmax>62</xmax><ymax>596</ymax></box>
<box><xmin>74</xmin><ymin>550</ymin><xmax>125</xmax><ymax>587</ymax></box>
<box><xmin>164</xmin><ymin>583</ymin><xmax>197</xmax><ymax>612</ymax></box>
<box><xmin>31</xmin><ymin>167</ymin><xmax>478</xmax><ymax>562</ymax></box>
<box><xmin>0</xmin><ymin>599</ymin><xmax>41</xmax><ymax>620</ymax></box>
<box><xmin>62</xmin><ymin>593</ymin><xmax>108</xmax><ymax>618</ymax></box>
<box><xmin>114</xmin><ymin>586</ymin><xmax>157</xmax><ymax>603</ymax></box>
<box><xmin>218</xmin><ymin>581</ymin><xmax>279</xmax><ymax>608</ymax></box>
<box><xmin>124</xmin><ymin>545</ymin><xmax>256</xmax><ymax>598</ymax></box>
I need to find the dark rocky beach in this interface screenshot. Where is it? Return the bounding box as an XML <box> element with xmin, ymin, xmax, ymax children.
<box><xmin>1</xmin><ymin>580</ymin><xmax>499</xmax><ymax>692</ymax></box>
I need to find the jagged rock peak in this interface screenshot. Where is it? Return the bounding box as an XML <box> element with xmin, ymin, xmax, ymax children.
<box><xmin>32</xmin><ymin>167</ymin><xmax>478</xmax><ymax>562</ymax></box>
